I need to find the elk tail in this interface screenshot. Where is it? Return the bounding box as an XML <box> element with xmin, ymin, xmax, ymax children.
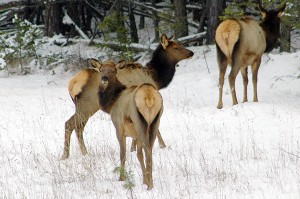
<box><xmin>215</xmin><ymin>19</ymin><xmax>241</xmax><ymax>63</ymax></box>
<box><xmin>135</xmin><ymin>84</ymin><xmax>162</xmax><ymax>125</ymax></box>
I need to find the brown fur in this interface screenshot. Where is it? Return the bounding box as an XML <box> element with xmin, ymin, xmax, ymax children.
<box><xmin>62</xmin><ymin>34</ymin><xmax>193</xmax><ymax>159</ymax></box>
<box><xmin>110</xmin><ymin>84</ymin><xmax>163</xmax><ymax>190</ymax></box>
<box><xmin>62</xmin><ymin>59</ymin><xmax>122</xmax><ymax>160</ymax></box>
<box><xmin>215</xmin><ymin>3</ymin><xmax>286</xmax><ymax>109</ymax></box>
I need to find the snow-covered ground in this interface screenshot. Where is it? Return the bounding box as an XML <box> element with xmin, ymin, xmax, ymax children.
<box><xmin>1</xmin><ymin>44</ymin><xmax>300</xmax><ymax>198</ymax></box>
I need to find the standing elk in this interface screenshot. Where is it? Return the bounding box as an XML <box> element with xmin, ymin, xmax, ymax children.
<box><xmin>110</xmin><ymin>83</ymin><xmax>163</xmax><ymax>190</ymax></box>
<box><xmin>62</xmin><ymin>34</ymin><xmax>194</xmax><ymax>159</ymax></box>
<box><xmin>62</xmin><ymin>59</ymin><xmax>125</xmax><ymax>160</ymax></box>
<box><xmin>215</xmin><ymin>3</ymin><xmax>286</xmax><ymax>109</ymax></box>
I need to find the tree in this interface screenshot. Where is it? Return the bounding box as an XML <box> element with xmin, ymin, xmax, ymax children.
<box><xmin>44</xmin><ymin>1</ymin><xmax>64</xmax><ymax>37</ymax></box>
<box><xmin>128</xmin><ymin>0</ymin><xmax>139</xmax><ymax>43</ymax></box>
<box><xmin>173</xmin><ymin>0</ymin><xmax>188</xmax><ymax>37</ymax></box>
<box><xmin>206</xmin><ymin>0</ymin><xmax>225</xmax><ymax>44</ymax></box>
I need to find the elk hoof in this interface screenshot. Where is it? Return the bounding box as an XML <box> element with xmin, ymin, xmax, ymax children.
<box><xmin>217</xmin><ymin>103</ymin><xmax>223</xmax><ymax>109</ymax></box>
<box><xmin>61</xmin><ymin>153</ymin><xmax>69</xmax><ymax>160</ymax></box>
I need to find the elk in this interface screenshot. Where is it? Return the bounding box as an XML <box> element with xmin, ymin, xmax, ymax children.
<box><xmin>116</xmin><ymin>34</ymin><xmax>194</xmax><ymax>150</ymax></box>
<box><xmin>62</xmin><ymin>59</ymin><xmax>125</xmax><ymax>160</ymax></box>
<box><xmin>62</xmin><ymin>34</ymin><xmax>194</xmax><ymax>159</ymax></box>
<box><xmin>215</xmin><ymin>3</ymin><xmax>286</xmax><ymax>109</ymax></box>
<box><xmin>110</xmin><ymin>83</ymin><xmax>163</xmax><ymax>190</ymax></box>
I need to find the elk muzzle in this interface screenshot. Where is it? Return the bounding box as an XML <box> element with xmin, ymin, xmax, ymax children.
<box><xmin>102</xmin><ymin>76</ymin><xmax>109</xmax><ymax>86</ymax></box>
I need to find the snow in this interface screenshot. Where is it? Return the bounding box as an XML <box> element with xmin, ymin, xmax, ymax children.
<box><xmin>0</xmin><ymin>42</ymin><xmax>300</xmax><ymax>198</ymax></box>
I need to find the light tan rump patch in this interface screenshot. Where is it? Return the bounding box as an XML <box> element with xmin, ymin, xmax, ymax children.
<box><xmin>68</xmin><ymin>70</ymin><xmax>90</xmax><ymax>100</ymax></box>
<box><xmin>215</xmin><ymin>19</ymin><xmax>241</xmax><ymax>62</ymax></box>
<box><xmin>135</xmin><ymin>84</ymin><xmax>162</xmax><ymax>125</ymax></box>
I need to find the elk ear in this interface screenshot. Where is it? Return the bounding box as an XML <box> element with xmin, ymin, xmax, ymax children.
<box><xmin>277</xmin><ymin>3</ymin><xmax>286</xmax><ymax>17</ymax></box>
<box><xmin>169</xmin><ymin>35</ymin><xmax>175</xmax><ymax>41</ymax></box>
<box><xmin>160</xmin><ymin>34</ymin><xmax>169</xmax><ymax>50</ymax></box>
<box><xmin>258</xmin><ymin>4</ymin><xmax>267</xmax><ymax>19</ymax></box>
<box><xmin>89</xmin><ymin>58</ymin><xmax>102</xmax><ymax>70</ymax></box>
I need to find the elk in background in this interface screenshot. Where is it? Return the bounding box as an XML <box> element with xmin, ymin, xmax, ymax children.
<box><xmin>215</xmin><ymin>3</ymin><xmax>286</xmax><ymax>109</ymax></box>
<box><xmin>110</xmin><ymin>83</ymin><xmax>163</xmax><ymax>190</ymax></box>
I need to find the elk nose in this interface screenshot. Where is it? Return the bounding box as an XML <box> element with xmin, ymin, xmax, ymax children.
<box><xmin>102</xmin><ymin>76</ymin><xmax>109</xmax><ymax>84</ymax></box>
<box><xmin>189</xmin><ymin>51</ymin><xmax>194</xmax><ymax>58</ymax></box>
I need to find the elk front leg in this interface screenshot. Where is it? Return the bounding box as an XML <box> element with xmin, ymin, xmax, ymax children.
<box><xmin>157</xmin><ymin>130</ymin><xmax>166</xmax><ymax>148</ymax></box>
<box><xmin>251</xmin><ymin>58</ymin><xmax>261</xmax><ymax>102</ymax></box>
<box><xmin>130</xmin><ymin>139</ymin><xmax>137</xmax><ymax>152</ymax></box>
<box><xmin>240</xmin><ymin>67</ymin><xmax>249</xmax><ymax>103</ymax></box>
<box><xmin>131</xmin><ymin>129</ymin><xmax>165</xmax><ymax>152</ymax></box>
<box><xmin>116</xmin><ymin>128</ymin><xmax>126</xmax><ymax>181</ymax></box>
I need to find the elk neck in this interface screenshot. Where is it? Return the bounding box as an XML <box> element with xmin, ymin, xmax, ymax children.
<box><xmin>146</xmin><ymin>45</ymin><xmax>176</xmax><ymax>89</ymax></box>
<box><xmin>98</xmin><ymin>80</ymin><xmax>125</xmax><ymax>113</ymax></box>
<box><xmin>260</xmin><ymin>18</ymin><xmax>281</xmax><ymax>53</ymax></box>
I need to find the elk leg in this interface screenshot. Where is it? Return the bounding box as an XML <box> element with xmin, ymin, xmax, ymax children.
<box><xmin>116</xmin><ymin>127</ymin><xmax>126</xmax><ymax>181</ymax></box>
<box><xmin>136</xmin><ymin>141</ymin><xmax>146</xmax><ymax>184</ymax></box>
<box><xmin>130</xmin><ymin>139</ymin><xmax>137</xmax><ymax>152</ymax></box>
<box><xmin>131</xmin><ymin>129</ymin><xmax>165</xmax><ymax>152</ymax></box>
<box><xmin>228</xmin><ymin>66</ymin><xmax>240</xmax><ymax>106</ymax></box>
<box><xmin>62</xmin><ymin>115</ymin><xmax>76</xmax><ymax>160</ymax></box>
<box><xmin>217</xmin><ymin>60</ymin><xmax>228</xmax><ymax>109</ymax></box>
<box><xmin>75</xmin><ymin>118</ymin><xmax>88</xmax><ymax>156</ymax></box>
<box><xmin>251</xmin><ymin>58</ymin><xmax>261</xmax><ymax>102</ymax></box>
<box><xmin>157</xmin><ymin>130</ymin><xmax>166</xmax><ymax>148</ymax></box>
<box><xmin>240</xmin><ymin>67</ymin><xmax>249</xmax><ymax>103</ymax></box>
<box><xmin>144</xmin><ymin>146</ymin><xmax>153</xmax><ymax>190</ymax></box>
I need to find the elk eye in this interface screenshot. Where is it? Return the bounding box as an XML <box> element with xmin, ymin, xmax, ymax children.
<box><xmin>174</xmin><ymin>47</ymin><xmax>179</xmax><ymax>50</ymax></box>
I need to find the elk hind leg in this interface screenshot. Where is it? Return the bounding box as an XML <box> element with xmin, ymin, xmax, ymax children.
<box><xmin>228</xmin><ymin>61</ymin><xmax>240</xmax><ymax>105</ymax></box>
<box><xmin>136</xmin><ymin>141</ymin><xmax>147</xmax><ymax>184</ymax></box>
<box><xmin>216</xmin><ymin>45</ymin><xmax>228</xmax><ymax>109</ymax></box>
<box><xmin>62</xmin><ymin>115</ymin><xmax>76</xmax><ymax>160</ymax></box>
<box><xmin>130</xmin><ymin>129</ymin><xmax>165</xmax><ymax>152</ymax></box>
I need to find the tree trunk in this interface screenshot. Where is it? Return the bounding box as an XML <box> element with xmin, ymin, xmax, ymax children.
<box><xmin>280</xmin><ymin>23</ymin><xmax>291</xmax><ymax>52</ymax></box>
<box><xmin>139</xmin><ymin>0</ymin><xmax>145</xmax><ymax>29</ymax></box>
<box><xmin>173</xmin><ymin>0</ymin><xmax>188</xmax><ymax>37</ymax></box>
<box><xmin>115</xmin><ymin>2</ymin><xmax>127</xmax><ymax>43</ymax></box>
<box><xmin>151</xmin><ymin>0</ymin><xmax>159</xmax><ymax>42</ymax></box>
<box><xmin>206</xmin><ymin>0</ymin><xmax>224</xmax><ymax>44</ymax></box>
<box><xmin>68</xmin><ymin>1</ymin><xmax>80</xmax><ymax>37</ymax></box>
<box><xmin>44</xmin><ymin>2</ymin><xmax>64</xmax><ymax>37</ymax></box>
<box><xmin>128</xmin><ymin>0</ymin><xmax>139</xmax><ymax>43</ymax></box>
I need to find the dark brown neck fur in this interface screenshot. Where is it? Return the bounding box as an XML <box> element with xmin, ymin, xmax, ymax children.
<box><xmin>260</xmin><ymin>12</ymin><xmax>281</xmax><ymax>52</ymax></box>
<box><xmin>98</xmin><ymin>80</ymin><xmax>126</xmax><ymax>113</ymax></box>
<box><xmin>146</xmin><ymin>45</ymin><xmax>176</xmax><ymax>89</ymax></box>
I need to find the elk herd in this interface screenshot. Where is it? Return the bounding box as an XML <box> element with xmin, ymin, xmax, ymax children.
<box><xmin>61</xmin><ymin>4</ymin><xmax>286</xmax><ymax>190</ymax></box>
